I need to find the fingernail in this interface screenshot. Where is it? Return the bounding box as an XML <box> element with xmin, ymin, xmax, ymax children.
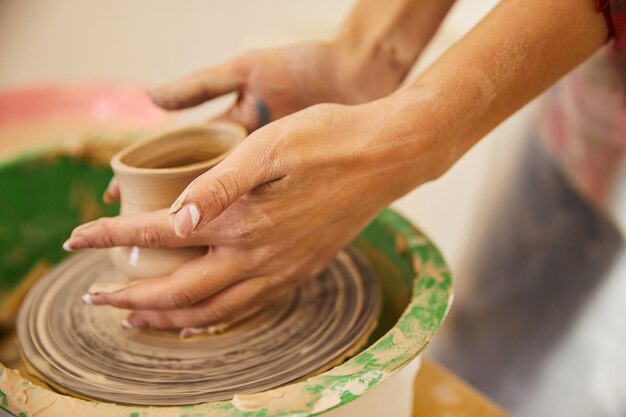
<box><xmin>63</xmin><ymin>237</ymin><xmax>90</xmax><ymax>252</ymax></box>
<box><xmin>169</xmin><ymin>187</ymin><xmax>191</xmax><ymax>214</ymax></box>
<box><xmin>81</xmin><ymin>293</ymin><xmax>105</xmax><ymax>305</ymax></box>
<box><xmin>179</xmin><ymin>327</ymin><xmax>205</xmax><ymax>340</ymax></box>
<box><xmin>121</xmin><ymin>319</ymin><xmax>134</xmax><ymax>330</ymax></box>
<box><xmin>173</xmin><ymin>203</ymin><xmax>201</xmax><ymax>237</ymax></box>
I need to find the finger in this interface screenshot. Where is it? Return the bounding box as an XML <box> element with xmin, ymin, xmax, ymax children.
<box><xmin>178</xmin><ymin>305</ymin><xmax>263</xmax><ymax>339</ymax></box>
<box><xmin>213</xmin><ymin>95</ymin><xmax>272</xmax><ymax>133</ymax></box>
<box><xmin>102</xmin><ymin>176</ymin><xmax>120</xmax><ymax>204</ymax></box>
<box><xmin>168</xmin><ymin>135</ymin><xmax>283</xmax><ymax>237</ymax></box>
<box><xmin>83</xmin><ymin>250</ymin><xmax>242</xmax><ymax>310</ymax></box>
<box><xmin>123</xmin><ymin>276</ymin><xmax>277</xmax><ymax>329</ymax></box>
<box><xmin>62</xmin><ymin>209</ymin><xmax>206</xmax><ymax>251</ymax></box>
<box><xmin>149</xmin><ymin>59</ymin><xmax>248</xmax><ymax>110</ymax></box>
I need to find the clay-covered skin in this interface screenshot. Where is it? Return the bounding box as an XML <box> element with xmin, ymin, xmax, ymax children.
<box><xmin>65</xmin><ymin>0</ymin><xmax>608</xmax><ymax>331</ymax></box>
<box><xmin>106</xmin><ymin>123</ymin><xmax>245</xmax><ymax>280</ymax></box>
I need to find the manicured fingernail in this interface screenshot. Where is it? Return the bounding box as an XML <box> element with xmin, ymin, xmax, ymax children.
<box><xmin>63</xmin><ymin>237</ymin><xmax>90</xmax><ymax>252</ymax></box>
<box><xmin>147</xmin><ymin>88</ymin><xmax>164</xmax><ymax>105</ymax></box>
<box><xmin>121</xmin><ymin>319</ymin><xmax>134</xmax><ymax>330</ymax></box>
<box><xmin>173</xmin><ymin>203</ymin><xmax>201</xmax><ymax>237</ymax></box>
<box><xmin>81</xmin><ymin>293</ymin><xmax>93</xmax><ymax>305</ymax></box>
<box><xmin>81</xmin><ymin>293</ymin><xmax>105</xmax><ymax>305</ymax></box>
<box><xmin>169</xmin><ymin>187</ymin><xmax>191</xmax><ymax>214</ymax></box>
<box><xmin>179</xmin><ymin>327</ymin><xmax>205</xmax><ymax>340</ymax></box>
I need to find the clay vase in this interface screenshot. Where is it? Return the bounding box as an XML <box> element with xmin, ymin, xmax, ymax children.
<box><xmin>109</xmin><ymin>122</ymin><xmax>246</xmax><ymax>279</ymax></box>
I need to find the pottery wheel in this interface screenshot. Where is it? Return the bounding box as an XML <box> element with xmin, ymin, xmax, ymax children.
<box><xmin>17</xmin><ymin>247</ymin><xmax>380</xmax><ymax>406</ymax></box>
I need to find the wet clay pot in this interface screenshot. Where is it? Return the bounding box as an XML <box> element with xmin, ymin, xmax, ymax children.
<box><xmin>109</xmin><ymin>122</ymin><xmax>246</xmax><ymax>279</ymax></box>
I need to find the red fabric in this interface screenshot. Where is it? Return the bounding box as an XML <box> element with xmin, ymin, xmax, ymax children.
<box><xmin>604</xmin><ymin>0</ymin><xmax>626</xmax><ymax>51</ymax></box>
<box><xmin>598</xmin><ymin>0</ymin><xmax>615</xmax><ymax>39</ymax></box>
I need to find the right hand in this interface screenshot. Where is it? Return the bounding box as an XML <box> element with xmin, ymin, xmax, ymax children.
<box><xmin>69</xmin><ymin>97</ymin><xmax>439</xmax><ymax>332</ymax></box>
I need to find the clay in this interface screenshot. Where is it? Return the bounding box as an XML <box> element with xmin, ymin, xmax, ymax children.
<box><xmin>16</xmin><ymin>248</ymin><xmax>380</xmax><ymax>405</ymax></box>
<box><xmin>3</xmin><ymin>208</ymin><xmax>451</xmax><ymax>417</ymax></box>
<box><xmin>109</xmin><ymin>122</ymin><xmax>246</xmax><ymax>279</ymax></box>
<box><xmin>87</xmin><ymin>280</ymin><xmax>134</xmax><ymax>295</ymax></box>
<box><xmin>0</xmin><ymin>261</ymin><xmax>50</xmax><ymax>327</ymax></box>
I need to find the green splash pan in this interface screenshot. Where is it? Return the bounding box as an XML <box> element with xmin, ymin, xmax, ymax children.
<box><xmin>0</xmin><ymin>152</ymin><xmax>452</xmax><ymax>417</ymax></box>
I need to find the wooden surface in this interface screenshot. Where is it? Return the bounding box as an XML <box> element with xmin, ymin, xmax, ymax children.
<box><xmin>413</xmin><ymin>359</ymin><xmax>509</xmax><ymax>417</ymax></box>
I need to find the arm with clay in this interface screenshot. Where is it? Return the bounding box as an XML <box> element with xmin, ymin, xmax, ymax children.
<box><xmin>66</xmin><ymin>0</ymin><xmax>608</xmax><ymax>332</ymax></box>
<box><xmin>371</xmin><ymin>0</ymin><xmax>609</xmax><ymax>196</ymax></box>
<box><xmin>104</xmin><ymin>0</ymin><xmax>456</xmax><ymax>202</ymax></box>
<box><xmin>145</xmin><ymin>0</ymin><xmax>455</xmax><ymax>127</ymax></box>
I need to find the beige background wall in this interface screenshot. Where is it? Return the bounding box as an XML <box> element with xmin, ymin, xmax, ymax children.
<box><xmin>0</xmin><ymin>0</ymin><xmax>535</xmax><ymax>279</ymax></box>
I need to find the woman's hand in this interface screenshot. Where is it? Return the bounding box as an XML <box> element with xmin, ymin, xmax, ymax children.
<box><xmin>150</xmin><ymin>42</ymin><xmax>402</xmax><ymax>130</ymax></box>
<box><xmin>103</xmin><ymin>41</ymin><xmax>404</xmax><ymax>203</ymax></box>
<box><xmin>65</xmin><ymin>97</ymin><xmax>438</xmax><ymax>333</ymax></box>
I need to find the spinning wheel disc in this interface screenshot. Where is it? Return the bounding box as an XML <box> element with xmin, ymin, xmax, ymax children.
<box><xmin>17</xmin><ymin>247</ymin><xmax>380</xmax><ymax>406</ymax></box>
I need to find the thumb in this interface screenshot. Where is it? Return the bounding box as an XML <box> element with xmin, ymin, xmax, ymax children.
<box><xmin>213</xmin><ymin>95</ymin><xmax>272</xmax><ymax>133</ymax></box>
<box><xmin>149</xmin><ymin>58</ymin><xmax>248</xmax><ymax>110</ymax></box>
<box><xmin>168</xmin><ymin>137</ymin><xmax>278</xmax><ymax>237</ymax></box>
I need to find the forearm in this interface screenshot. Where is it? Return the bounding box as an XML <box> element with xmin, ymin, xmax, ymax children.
<box><xmin>379</xmin><ymin>0</ymin><xmax>608</xmax><ymax>194</ymax></box>
<box><xmin>333</xmin><ymin>0</ymin><xmax>456</xmax><ymax>100</ymax></box>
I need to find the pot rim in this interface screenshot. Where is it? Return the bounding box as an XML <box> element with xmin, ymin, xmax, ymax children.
<box><xmin>110</xmin><ymin>121</ymin><xmax>247</xmax><ymax>175</ymax></box>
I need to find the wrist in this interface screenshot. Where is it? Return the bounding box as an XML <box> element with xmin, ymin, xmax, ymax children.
<box><xmin>327</xmin><ymin>38</ymin><xmax>405</xmax><ymax>104</ymax></box>
<box><xmin>344</xmin><ymin>92</ymin><xmax>454</xmax><ymax>203</ymax></box>
<box><xmin>330</xmin><ymin>0</ymin><xmax>456</xmax><ymax>104</ymax></box>
<box><xmin>361</xmin><ymin>79</ymin><xmax>479</xmax><ymax>196</ymax></box>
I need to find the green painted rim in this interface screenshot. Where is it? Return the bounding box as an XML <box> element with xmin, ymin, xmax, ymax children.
<box><xmin>1</xmin><ymin>208</ymin><xmax>452</xmax><ymax>417</ymax></box>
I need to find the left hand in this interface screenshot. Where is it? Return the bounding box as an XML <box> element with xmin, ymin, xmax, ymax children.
<box><xmin>102</xmin><ymin>41</ymin><xmax>401</xmax><ymax>204</ymax></box>
<box><xmin>65</xmin><ymin>98</ymin><xmax>435</xmax><ymax>333</ymax></box>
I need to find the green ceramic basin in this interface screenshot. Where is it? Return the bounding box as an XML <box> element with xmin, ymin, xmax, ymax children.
<box><xmin>0</xmin><ymin>85</ymin><xmax>452</xmax><ymax>417</ymax></box>
<box><xmin>0</xmin><ymin>150</ymin><xmax>451</xmax><ymax>416</ymax></box>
